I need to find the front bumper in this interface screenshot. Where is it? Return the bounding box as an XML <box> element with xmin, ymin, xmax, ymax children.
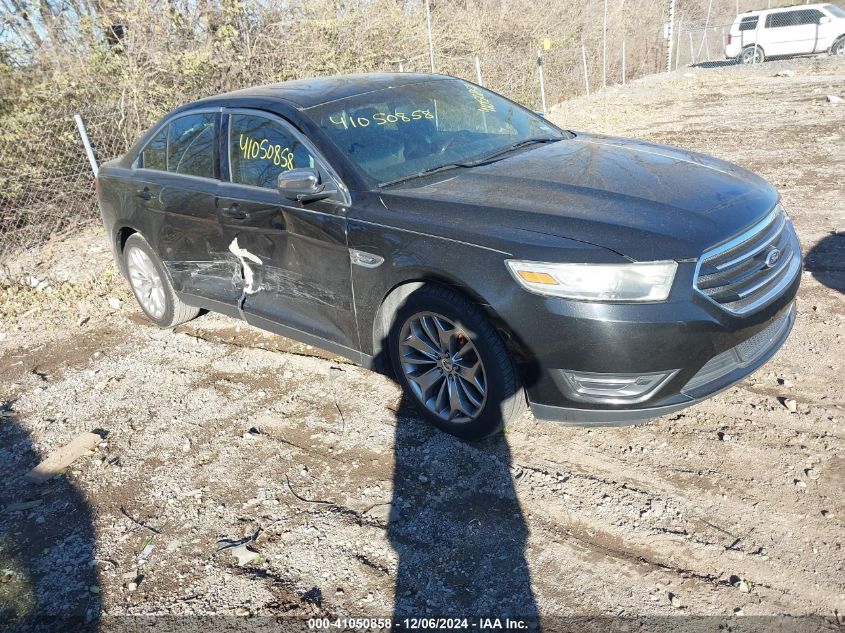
<box><xmin>529</xmin><ymin>302</ymin><xmax>796</xmax><ymax>425</ymax></box>
<box><xmin>504</xmin><ymin>253</ymin><xmax>801</xmax><ymax>425</ymax></box>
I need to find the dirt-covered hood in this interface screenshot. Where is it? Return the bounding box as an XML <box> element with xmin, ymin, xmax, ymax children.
<box><xmin>380</xmin><ymin>132</ymin><xmax>780</xmax><ymax>261</ymax></box>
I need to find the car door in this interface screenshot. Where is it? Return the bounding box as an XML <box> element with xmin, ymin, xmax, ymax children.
<box><xmin>215</xmin><ymin>110</ymin><xmax>361</xmax><ymax>358</ymax></box>
<box><xmin>764</xmin><ymin>9</ymin><xmax>821</xmax><ymax>55</ymax></box>
<box><xmin>135</xmin><ymin>109</ymin><xmax>242</xmax><ymax>314</ymax></box>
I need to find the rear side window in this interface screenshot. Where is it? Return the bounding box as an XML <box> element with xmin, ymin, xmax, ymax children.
<box><xmin>738</xmin><ymin>16</ymin><xmax>759</xmax><ymax>31</ymax></box>
<box><xmin>229</xmin><ymin>114</ymin><xmax>317</xmax><ymax>189</ymax></box>
<box><xmin>826</xmin><ymin>4</ymin><xmax>845</xmax><ymax>18</ymax></box>
<box><xmin>167</xmin><ymin>113</ymin><xmax>216</xmax><ymax>178</ymax></box>
<box><xmin>142</xmin><ymin>128</ymin><xmax>167</xmax><ymax>170</ymax></box>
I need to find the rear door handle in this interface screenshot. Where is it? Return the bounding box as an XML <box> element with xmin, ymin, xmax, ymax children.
<box><xmin>137</xmin><ymin>187</ymin><xmax>152</xmax><ymax>201</ymax></box>
<box><xmin>222</xmin><ymin>203</ymin><xmax>248</xmax><ymax>220</ymax></box>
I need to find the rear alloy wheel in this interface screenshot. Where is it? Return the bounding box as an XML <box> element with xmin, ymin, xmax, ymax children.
<box><xmin>740</xmin><ymin>46</ymin><xmax>764</xmax><ymax>64</ymax></box>
<box><xmin>390</xmin><ymin>285</ymin><xmax>526</xmax><ymax>441</ymax></box>
<box><xmin>123</xmin><ymin>233</ymin><xmax>199</xmax><ymax>328</ymax></box>
<box><xmin>832</xmin><ymin>37</ymin><xmax>845</xmax><ymax>56</ymax></box>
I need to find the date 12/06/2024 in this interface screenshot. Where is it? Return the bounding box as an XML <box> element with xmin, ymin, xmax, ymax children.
<box><xmin>307</xmin><ymin>617</ymin><xmax>531</xmax><ymax>630</ymax></box>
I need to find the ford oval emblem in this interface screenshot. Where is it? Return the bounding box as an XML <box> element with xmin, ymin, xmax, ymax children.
<box><xmin>765</xmin><ymin>248</ymin><xmax>782</xmax><ymax>268</ymax></box>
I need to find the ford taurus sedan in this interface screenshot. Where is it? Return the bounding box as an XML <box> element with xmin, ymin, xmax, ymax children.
<box><xmin>96</xmin><ymin>73</ymin><xmax>801</xmax><ymax>440</ymax></box>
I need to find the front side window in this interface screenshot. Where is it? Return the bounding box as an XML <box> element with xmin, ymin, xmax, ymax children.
<box><xmin>305</xmin><ymin>78</ymin><xmax>565</xmax><ymax>185</ymax></box>
<box><xmin>229</xmin><ymin>114</ymin><xmax>317</xmax><ymax>189</ymax></box>
<box><xmin>797</xmin><ymin>9</ymin><xmax>824</xmax><ymax>24</ymax></box>
<box><xmin>825</xmin><ymin>4</ymin><xmax>845</xmax><ymax>18</ymax></box>
<box><xmin>166</xmin><ymin>113</ymin><xmax>216</xmax><ymax>178</ymax></box>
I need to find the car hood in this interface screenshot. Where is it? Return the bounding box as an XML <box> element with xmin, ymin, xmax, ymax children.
<box><xmin>379</xmin><ymin>132</ymin><xmax>779</xmax><ymax>261</ymax></box>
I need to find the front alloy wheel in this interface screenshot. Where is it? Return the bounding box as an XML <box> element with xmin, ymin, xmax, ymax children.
<box><xmin>399</xmin><ymin>312</ymin><xmax>487</xmax><ymax>423</ymax></box>
<box><xmin>389</xmin><ymin>285</ymin><xmax>526</xmax><ymax>441</ymax></box>
<box><xmin>833</xmin><ymin>38</ymin><xmax>845</xmax><ymax>56</ymax></box>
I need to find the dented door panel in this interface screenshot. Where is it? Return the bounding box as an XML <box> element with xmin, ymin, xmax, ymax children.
<box><xmin>215</xmin><ymin>182</ymin><xmax>358</xmax><ymax>351</ymax></box>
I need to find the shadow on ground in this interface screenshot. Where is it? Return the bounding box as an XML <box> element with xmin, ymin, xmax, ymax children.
<box><xmin>388</xmin><ymin>395</ymin><xmax>539</xmax><ymax>626</ymax></box>
<box><xmin>805</xmin><ymin>232</ymin><xmax>845</xmax><ymax>294</ymax></box>
<box><xmin>0</xmin><ymin>400</ymin><xmax>100</xmax><ymax>632</ymax></box>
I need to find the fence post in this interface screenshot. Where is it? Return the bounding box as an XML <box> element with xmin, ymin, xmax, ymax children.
<box><xmin>425</xmin><ymin>0</ymin><xmax>435</xmax><ymax>72</ymax></box>
<box><xmin>602</xmin><ymin>0</ymin><xmax>608</xmax><ymax>87</ymax></box>
<box><xmin>475</xmin><ymin>55</ymin><xmax>483</xmax><ymax>86</ymax></box>
<box><xmin>398</xmin><ymin>61</ymin><xmax>404</xmax><ymax>72</ymax></box>
<box><xmin>537</xmin><ymin>49</ymin><xmax>547</xmax><ymax>114</ymax></box>
<box><xmin>753</xmin><ymin>14</ymin><xmax>761</xmax><ymax>64</ymax></box>
<box><xmin>689</xmin><ymin>30</ymin><xmax>694</xmax><ymax>65</ymax></box>
<box><xmin>74</xmin><ymin>114</ymin><xmax>98</xmax><ymax>177</ymax></box>
<box><xmin>675</xmin><ymin>19</ymin><xmax>683</xmax><ymax>70</ymax></box>
<box><xmin>581</xmin><ymin>44</ymin><xmax>590</xmax><ymax>96</ymax></box>
<box><xmin>622</xmin><ymin>40</ymin><xmax>626</xmax><ymax>85</ymax></box>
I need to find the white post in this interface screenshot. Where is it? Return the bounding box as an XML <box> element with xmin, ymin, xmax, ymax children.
<box><xmin>74</xmin><ymin>114</ymin><xmax>98</xmax><ymax>177</ymax></box>
<box><xmin>753</xmin><ymin>13</ymin><xmax>761</xmax><ymax>64</ymax></box>
<box><xmin>666</xmin><ymin>0</ymin><xmax>676</xmax><ymax>72</ymax></box>
<box><xmin>622</xmin><ymin>40</ymin><xmax>626</xmax><ymax>85</ymax></box>
<box><xmin>675</xmin><ymin>19</ymin><xmax>683</xmax><ymax>70</ymax></box>
<box><xmin>537</xmin><ymin>49</ymin><xmax>547</xmax><ymax>114</ymax></box>
<box><xmin>475</xmin><ymin>55</ymin><xmax>483</xmax><ymax>86</ymax></box>
<box><xmin>602</xmin><ymin>0</ymin><xmax>608</xmax><ymax>87</ymax></box>
<box><xmin>399</xmin><ymin>61</ymin><xmax>404</xmax><ymax>72</ymax></box>
<box><xmin>689</xmin><ymin>30</ymin><xmax>694</xmax><ymax>65</ymax></box>
<box><xmin>581</xmin><ymin>44</ymin><xmax>590</xmax><ymax>96</ymax></box>
<box><xmin>425</xmin><ymin>0</ymin><xmax>435</xmax><ymax>73</ymax></box>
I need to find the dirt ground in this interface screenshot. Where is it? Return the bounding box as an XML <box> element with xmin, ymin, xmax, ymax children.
<box><xmin>1</xmin><ymin>57</ymin><xmax>844</xmax><ymax>628</ymax></box>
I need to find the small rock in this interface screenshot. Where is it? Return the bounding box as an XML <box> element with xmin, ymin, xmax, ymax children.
<box><xmin>107</xmin><ymin>297</ymin><xmax>122</xmax><ymax>310</ymax></box>
<box><xmin>773</xmin><ymin>70</ymin><xmax>794</xmax><ymax>77</ymax></box>
<box><xmin>734</xmin><ymin>607</ymin><xmax>744</xmax><ymax>616</ymax></box>
<box><xmin>76</xmin><ymin>316</ymin><xmax>90</xmax><ymax>327</ymax></box>
<box><xmin>668</xmin><ymin>592</ymin><xmax>681</xmax><ymax>608</ymax></box>
<box><xmin>794</xmin><ymin>479</ymin><xmax>807</xmax><ymax>488</ymax></box>
<box><xmin>335</xmin><ymin>587</ymin><xmax>344</xmax><ymax>595</ymax></box>
<box><xmin>738</xmin><ymin>580</ymin><xmax>751</xmax><ymax>593</ymax></box>
<box><xmin>783</xmin><ymin>398</ymin><xmax>798</xmax><ymax>413</ymax></box>
<box><xmin>234</xmin><ymin>607</ymin><xmax>250</xmax><ymax>617</ymax></box>
<box><xmin>418</xmin><ymin>474</ymin><xmax>429</xmax><ymax>483</ymax></box>
<box><xmin>806</xmin><ymin>468</ymin><xmax>820</xmax><ymax>480</ymax></box>
<box><xmin>0</xmin><ymin>332</ymin><xmax>7</xmax><ymax>342</ymax></box>
<box><xmin>827</xmin><ymin>95</ymin><xmax>843</xmax><ymax>103</ymax></box>
<box><xmin>89</xmin><ymin>585</ymin><xmax>100</xmax><ymax>594</ymax></box>
<box><xmin>127</xmin><ymin>582</ymin><xmax>137</xmax><ymax>592</ymax></box>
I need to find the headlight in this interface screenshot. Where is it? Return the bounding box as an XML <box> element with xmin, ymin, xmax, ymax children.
<box><xmin>505</xmin><ymin>259</ymin><xmax>678</xmax><ymax>301</ymax></box>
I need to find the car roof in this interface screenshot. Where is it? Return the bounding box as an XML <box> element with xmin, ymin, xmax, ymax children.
<box><xmin>190</xmin><ymin>72</ymin><xmax>453</xmax><ymax>110</ymax></box>
<box><xmin>737</xmin><ymin>2</ymin><xmax>830</xmax><ymax>16</ymax></box>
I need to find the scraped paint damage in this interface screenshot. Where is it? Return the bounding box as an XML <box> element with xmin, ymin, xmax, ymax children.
<box><xmin>228</xmin><ymin>237</ymin><xmax>263</xmax><ymax>308</ymax></box>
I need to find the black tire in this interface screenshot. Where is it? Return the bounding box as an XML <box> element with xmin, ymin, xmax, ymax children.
<box><xmin>740</xmin><ymin>46</ymin><xmax>764</xmax><ymax>64</ymax></box>
<box><xmin>123</xmin><ymin>233</ymin><xmax>199</xmax><ymax>328</ymax></box>
<box><xmin>389</xmin><ymin>285</ymin><xmax>526</xmax><ymax>441</ymax></box>
<box><xmin>832</xmin><ymin>36</ymin><xmax>845</xmax><ymax>56</ymax></box>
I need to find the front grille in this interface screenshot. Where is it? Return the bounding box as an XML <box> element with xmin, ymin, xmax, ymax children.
<box><xmin>694</xmin><ymin>205</ymin><xmax>801</xmax><ymax>315</ymax></box>
<box><xmin>682</xmin><ymin>303</ymin><xmax>795</xmax><ymax>394</ymax></box>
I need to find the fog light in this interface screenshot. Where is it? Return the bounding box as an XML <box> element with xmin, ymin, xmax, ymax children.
<box><xmin>555</xmin><ymin>369</ymin><xmax>679</xmax><ymax>404</ymax></box>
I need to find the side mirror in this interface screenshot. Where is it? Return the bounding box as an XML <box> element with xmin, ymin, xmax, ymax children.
<box><xmin>819</xmin><ymin>16</ymin><xmax>831</xmax><ymax>24</ymax></box>
<box><xmin>278</xmin><ymin>168</ymin><xmax>333</xmax><ymax>202</ymax></box>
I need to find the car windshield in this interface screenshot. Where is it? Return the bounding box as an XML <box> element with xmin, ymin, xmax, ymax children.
<box><xmin>304</xmin><ymin>78</ymin><xmax>567</xmax><ymax>186</ymax></box>
<box><xmin>825</xmin><ymin>3</ymin><xmax>845</xmax><ymax>17</ymax></box>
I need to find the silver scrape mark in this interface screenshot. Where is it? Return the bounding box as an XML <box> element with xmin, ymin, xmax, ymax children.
<box><xmin>228</xmin><ymin>238</ymin><xmax>263</xmax><ymax>304</ymax></box>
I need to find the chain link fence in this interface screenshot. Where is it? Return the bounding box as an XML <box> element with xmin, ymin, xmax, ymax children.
<box><xmin>0</xmin><ymin>102</ymin><xmax>129</xmax><ymax>261</ymax></box>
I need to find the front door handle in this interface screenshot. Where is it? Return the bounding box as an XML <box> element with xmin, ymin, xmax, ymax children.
<box><xmin>222</xmin><ymin>203</ymin><xmax>249</xmax><ymax>220</ymax></box>
<box><xmin>137</xmin><ymin>187</ymin><xmax>152</xmax><ymax>201</ymax></box>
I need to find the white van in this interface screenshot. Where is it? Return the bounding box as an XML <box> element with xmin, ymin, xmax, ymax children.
<box><xmin>725</xmin><ymin>3</ymin><xmax>845</xmax><ymax>63</ymax></box>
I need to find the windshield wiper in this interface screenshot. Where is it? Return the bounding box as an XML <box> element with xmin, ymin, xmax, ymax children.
<box><xmin>460</xmin><ymin>136</ymin><xmax>562</xmax><ymax>167</ymax></box>
<box><xmin>377</xmin><ymin>136</ymin><xmax>563</xmax><ymax>189</ymax></box>
<box><xmin>378</xmin><ymin>162</ymin><xmax>467</xmax><ymax>189</ymax></box>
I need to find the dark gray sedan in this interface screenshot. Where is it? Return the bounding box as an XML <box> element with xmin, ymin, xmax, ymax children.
<box><xmin>96</xmin><ymin>73</ymin><xmax>800</xmax><ymax>440</ymax></box>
